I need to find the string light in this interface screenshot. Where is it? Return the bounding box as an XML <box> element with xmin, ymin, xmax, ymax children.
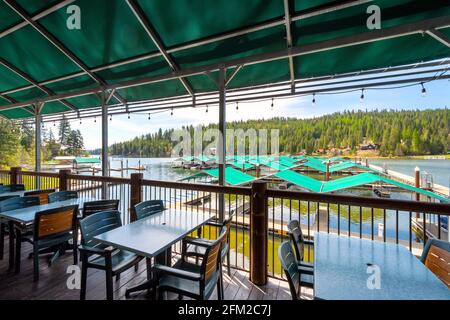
<box><xmin>271</xmin><ymin>98</ymin><xmax>274</xmax><ymax>110</ymax></box>
<box><xmin>360</xmin><ymin>89</ymin><xmax>365</xmax><ymax>103</ymax></box>
<box><xmin>53</xmin><ymin>121</ymin><xmax>56</xmax><ymax>127</ymax></box>
<box><xmin>148</xmin><ymin>113</ymin><xmax>151</xmax><ymax>120</ymax></box>
<box><xmin>94</xmin><ymin>116</ymin><xmax>96</xmax><ymax>123</ymax></box>
<box><xmin>109</xmin><ymin>114</ymin><xmax>112</xmax><ymax>121</ymax></box>
<box><xmin>312</xmin><ymin>93</ymin><xmax>316</xmax><ymax>106</ymax></box>
<box><xmin>79</xmin><ymin>118</ymin><xmax>82</xmax><ymax>125</ymax></box>
<box><xmin>206</xmin><ymin>104</ymin><xmax>209</xmax><ymax>113</ymax></box>
<box><xmin>236</xmin><ymin>101</ymin><xmax>239</xmax><ymax>111</ymax></box>
<box><xmin>171</xmin><ymin>108</ymin><xmax>173</xmax><ymax>116</ymax></box>
<box><xmin>127</xmin><ymin>112</ymin><xmax>130</xmax><ymax>119</ymax></box>
<box><xmin>421</xmin><ymin>82</ymin><xmax>427</xmax><ymax>97</ymax></box>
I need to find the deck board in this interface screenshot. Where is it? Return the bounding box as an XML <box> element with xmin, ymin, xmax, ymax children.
<box><xmin>0</xmin><ymin>238</ymin><xmax>308</xmax><ymax>300</ymax></box>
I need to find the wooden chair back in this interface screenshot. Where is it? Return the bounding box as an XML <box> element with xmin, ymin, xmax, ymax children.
<box><xmin>201</xmin><ymin>227</ymin><xmax>227</xmax><ymax>283</ymax></box>
<box><xmin>421</xmin><ymin>239</ymin><xmax>450</xmax><ymax>288</ymax></box>
<box><xmin>33</xmin><ymin>205</ymin><xmax>78</xmax><ymax>241</ymax></box>
<box><xmin>24</xmin><ymin>189</ymin><xmax>56</xmax><ymax>204</ymax></box>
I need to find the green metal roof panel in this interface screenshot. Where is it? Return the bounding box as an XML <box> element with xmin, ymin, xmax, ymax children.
<box><xmin>0</xmin><ymin>63</ymin><xmax>30</xmax><ymax>92</ymax></box>
<box><xmin>35</xmin><ymin>0</ymin><xmax>159</xmax><ymax>68</ymax></box>
<box><xmin>0</xmin><ymin>25</ymin><xmax>81</xmax><ymax>82</ymax></box>
<box><xmin>117</xmin><ymin>79</ymin><xmax>188</xmax><ymax>102</ymax></box>
<box><xmin>137</xmin><ymin>0</ymin><xmax>285</xmax><ymax>47</ymax></box>
<box><xmin>0</xmin><ymin>2</ymin><xmax>21</xmax><ymax>30</ymax></box>
<box><xmin>15</xmin><ymin>0</ymin><xmax>63</xmax><ymax>15</ymax></box>
<box><xmin>275</xmin><ymin>170</ymin><xmax>323</xmax><ymax>193</ymax></box>
<box><xmin>0</xmin><ymin>108</ymin><xmax>32</xmax><ymax>119</ymax></box>
<box><xmin>40</xmin><ymin>101</ymin><xmax>71</xmax><ymax>115</ymax></box>
<box><xmin>44</xmin><ymin>75</ymin><xmax>97</xmax><ymax>94</ymax></box>
<box><xmin>8</xmin><ymin>87</ymin><xmax>47</xmax><ymax>102</ymax></box>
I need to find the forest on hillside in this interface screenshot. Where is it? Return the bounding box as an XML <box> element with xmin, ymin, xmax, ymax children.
<box><xmin>0</xmin><ymin>118</ymin><xmax>86</xmax><ymax>169</ymax></box>
<box><xmin>107</xmin><ymin>109</ymin><xmax>450</xmax><ymax>158</ymax></box>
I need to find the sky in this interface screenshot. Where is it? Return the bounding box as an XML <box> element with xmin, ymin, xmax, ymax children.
<box><xmin>45</xmin><ymin>78</ymin><xmax>450</xmax><ymax>150</ymax></box>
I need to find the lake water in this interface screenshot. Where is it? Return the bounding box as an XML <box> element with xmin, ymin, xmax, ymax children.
<box><xmin>106</xmin><ymin>157</ymin><xmax>448</xmax><ymax>249</ymax></box>
<box><xmin>370</xmin><ymin>159</ymin><xmax>450</xmax><ymax>188</ymax></box>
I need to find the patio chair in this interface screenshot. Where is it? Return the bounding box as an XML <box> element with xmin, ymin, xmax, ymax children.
<box><xmin>287</xmin><ymin>220</ymin><xmax>314</xmax><ymax>275</ymax></box>
<box><xmin>15</xmin><ymin>205</ymin><xmax>79</xmax><ymax>281</ymax></box>
<box><xmin>133</xmin><ymin>200</ymin><xmax>165</xmax><ymax>220</ymax></box>
<box><xmin>79</xmin><ymin>210</ymin><xmax>141</xmax><ymax>300</ymax></box>
<box><xmin>0</xmin><ymin>184</ymin><xmax>25</xmax><ymax>193</ymax></box>
<box><xmin>81</xmin><ymin>199</ymin><xmax>120</xmax><ymax>218</ymax></box>
<box><xmin>48</xmin><ymin>190</ymin><xmax>78</xmax><ymax>203</ymax></box>
<box><xmin>420</xmin><ymin>238</ymin><xmax>450</xmax><ymax>288</ymax></box>
<box><xmin>24</xmin><ymin>189</ymin><xmax>56</xmax><ymax>204</ymax></box>
<box><xmin>154</xmin><ymin>227</ymin><xmax>227</xmax><ymax>300</ymax></box>
<box><xmin>0</xmin><ymin>196</ymin><xmax>40</xmax><ymax>261</ymax></box>
<box><xmin>278</xmin><ymin>241</ymin><xmax>314</xmax><ymax>300</ymax></box>
<box><xmin>182</xmin><ymin>215</ymin><xmax>233</xmax><ymax>298</ymax></box>
<box><xmin>0</xmin><ymin>195</ymin><xmax>20</xmax><ymax>260</ymax></box>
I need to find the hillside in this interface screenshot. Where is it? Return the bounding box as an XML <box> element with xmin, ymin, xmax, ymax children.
<box><xmin>107</xmin><ymin>109</ymin><xmax>450</xmax><ymax>158</ymax></box>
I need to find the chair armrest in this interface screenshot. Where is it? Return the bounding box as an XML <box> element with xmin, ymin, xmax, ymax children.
<box><xmin>153</xmin><ymin>264</ymin><xmax>202</xmax><ymax>281</ymax></box>
<box><xmin>78</xmin><ymin>245</ymin><xmax>114</xmax><ymax>257</ymax></box>
<box><xmin>205</xmin><ymin>221</ymin><xmax>222</xmax><ymax>228</ymax></box>
<box><xmin>182</xmin><ymin>236</ymin><xmax>213</xmax><ymax>248</ymax></box>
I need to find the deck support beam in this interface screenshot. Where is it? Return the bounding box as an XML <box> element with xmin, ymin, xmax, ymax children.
<box><xmin>34</xmin><ymin>103</ymin><xmax>43</xmax><ymax>189</ymax></box>
<box><xmin>101</xmin><ymin>92</ymin><xmax>109</xmax><ymax>199</ymax></box>
<box><xmin>218</xmin><ymin>68</ymin><xmax>226</xmax><ymax>221</ymax></box>
<box><xmin>250</xmin><ymin>181</ymin><xmax>268</xmax><ymax>285</ymax></box>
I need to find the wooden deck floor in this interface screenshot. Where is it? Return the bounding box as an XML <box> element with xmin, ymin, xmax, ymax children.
<box><xmin>0</xmin><ymin>238</ymin><xmax>312</xmax><ymax>300</ymax></box>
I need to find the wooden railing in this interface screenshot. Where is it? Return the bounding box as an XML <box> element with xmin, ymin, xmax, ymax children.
<box><xmin>1</xmin><ymin>167</ymin><xmax>449</xmax><ymax>284</ymax></box>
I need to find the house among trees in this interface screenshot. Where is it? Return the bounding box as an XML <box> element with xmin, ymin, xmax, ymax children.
<box><xmin>359</xmin><ymin>143</ymin><xmax>380</xmax><ymax>151</ymax></box>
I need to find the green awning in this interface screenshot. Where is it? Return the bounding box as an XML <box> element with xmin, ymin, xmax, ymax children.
<box><xmin>181</xmin><ymin>167</ymin><xmax>255</xmax><ymax>186</ymax></box>
<box><xmin>74</xmin><ymin>157</ymin><xmax>101</xmax><ymax>164</ymax></box>
<box><xmin>0</xmin><ymin>1</ymin><xmax>449</xmax><ymax>119</ymax></box>
<box><xmin>274</xmin><ymin>169</ymin><xmax>323</xmax><ymax>193</ymax></box>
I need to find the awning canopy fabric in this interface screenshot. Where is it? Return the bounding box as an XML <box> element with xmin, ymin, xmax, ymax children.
<box><xmin>274</xmin><ymin>170</ymin><xmax>449</xmax><ymax>202</ymax></box>
<box><xmin>180</xmin><ymin>167</ymin><xmax>255</xmax><ymax>185</ymax></box>
<box><xmin>1</xmin><ymin>1</ymin><xmax>450</xmax><ymax>119</ymax></box>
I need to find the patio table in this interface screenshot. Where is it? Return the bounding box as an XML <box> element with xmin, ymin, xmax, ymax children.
<box><xmin>314</xmin><ymin>232</ymin><xmax>450</xmax><ymax>300</ymax></box>
<box><xmin>0</xmin><ymin>197</ymin><xmax>96</xmax><ymax>270</ymax></box>
<box><xmin>94</xmin><ymin>208</ymin><xmax>213</xmax><ymax>298</ymax></box>
<box><xmin>0</xmin><ymin>190</ymin><xmax>28</xmax><ymax>198</ymax></box>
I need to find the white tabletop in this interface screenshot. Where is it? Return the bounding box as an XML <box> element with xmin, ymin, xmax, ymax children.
<box><xmin>94</xmin><ymin>209</ymin><xmax>213</xmax><ymax>258</ymax></box>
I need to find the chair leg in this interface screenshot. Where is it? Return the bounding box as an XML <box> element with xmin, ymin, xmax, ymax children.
<box><xmin>0</xmin><ymin>223</ymin><xmax>4</xmax><ymax>260</ymax></box>
<box><xmin>80</xmin><ymin>260</ymin><xmax>87</xmax><ymax>300</ymax></box>
<box><xmin>33</xmin><ymin>246</ymin><xmax>39</xmax><ymax>282</ymax></box>
<box><xmin>105</xmin><ymin>267</ymin><xmax>114</xmax><ymax>300</ymax></box>
<box><xmin>217</xmin><ymin>279</ymin><xmax>222</xmax><ymax>301</ymax></box>
<box><xmin>15</xmin><ymin>228</ymin><xmax>22</xmax><ymax>274</ymax></box>
<box><xmin>226</xmin><ymin>250</ymin><xmax>231</xmax><ymax>276</ymax></box>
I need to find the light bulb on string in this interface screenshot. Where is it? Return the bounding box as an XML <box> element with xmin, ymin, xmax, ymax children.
<box><xmin>360</xmin><ymin>89</ymin><xmax>365</xmax><ymax>104</ymax></box>
<box><xmin>109</xmin><ymin>114</ymin><xmax>112</xmax><ymax>121</ymax></box>
<box><xmin>206</xmin><ymin>104</ymin><xmax>209</xmax><ymax>113</ymax></box>
<box><xmin>127</xmin><ymin>112</ymin><xmax>130</xmax><ymax>119</ymax></box>
<box><xmin>421</xmin><ymin>82</ymin><xmax>427</xmax><ymax>97</ymax></box>
<box><xmin>271</xmin><ymin>98</ymin><xmax>274</xmax><ymax>110</ymax></box>
<box><xmin>236</xmin><ymin>101</ymin><xmax>239</xmax><ymax>111</ymax></box>
<box><xmin>312</xmin><ymin>93</ymin><xmax>316</xmax><ymax>106</ymax></box>
<box><xmin>53</xmin><ymin>121</ymin><xmax>56</xmax><ymax>127</ymax></box>
<box><xmin>148</xmin><ymin>113</ymin><xmax>151</xmax><ymax>120</ymax></box>
<box><xmin>171</xmin><ymin>108</ymin><xmax>173</xmax><ymax>116</ymax></box>
<box><xmin>94</xmin><ymin>116</ymin><xmax>96</xmax><ymax>123</ymax></box>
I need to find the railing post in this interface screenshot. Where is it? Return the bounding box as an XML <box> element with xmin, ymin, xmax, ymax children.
<box><xmin>250</xmin><ymin>181</ymin><xmax>268</xmax><ymax>286</ymax></box>
<box><xmin>130</xmin><ymin>173</ymin><xmax>143</xmax><ymax>222</ymax></box>
<box><xmin>10</xmin><ymin>167</ymin><xmax>22</xmax><ymax>185</ymax></box>
<box><xmin>59</xmin><ymin>169</ymin><xmax>71</xmax><ymax>191</ymax></box>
